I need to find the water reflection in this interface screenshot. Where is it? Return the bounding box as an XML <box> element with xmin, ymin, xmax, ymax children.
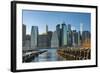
<box><xmin>32</xmin><ymin>48</ymin><xmax>64</xmax><ymax>62</ymax></box>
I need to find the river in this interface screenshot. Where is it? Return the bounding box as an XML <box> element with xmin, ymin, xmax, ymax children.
<box><xmin>32</xmin><ymin>48</ymin><xmax>65</xmax><ymax>62</ymax></box>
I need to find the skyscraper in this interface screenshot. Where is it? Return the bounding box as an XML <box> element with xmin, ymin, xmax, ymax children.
<box><xmin>22</xmin><ymin>24</ymin><xmax>26</xmax><ymax>47</ymax></box>
<box><xmin>38</xmin><ymin>34</ymin><xmax>48</xmax><ymax>48</ymax></box>
<box><xmin>68</xmin><ymin>24</ymin><xmax>71</xmax><ymax>31</ymax></box>
<box><xmin>31</xmin><ymin>26</ymin><xmax>38</xmax><ymax>49</ymax></box>
<box><xmin>78</xmin><ymin>31</ymin><xmax>81</xmax><ymax>46</ymax></box>
<box><xmin>80</xmin><ymin>23</ymin><xmax>83</xmax><ymax>46</ymax></box>
<box><xmin>82</xmin><ymin>31</ymin><xmax>91</xmax><ymax>44</ymax></box>
<box><xmin>51</xmin><ymin>31</ymin><xmax>59</xmax><ymax>48</ymax></box>
<box><xmin>24</xmin><ymin>35</ymin><xmax>31</xmax><ymax>50</ymax></box>
<box><xmin>82</xmin><ymin>31</ymin><xmax>91</xmax><ymax>48</ymax></box>
<box><xmin>62</xmin><ymin>23</ymin><xmax>68</xmax><ymax>46</ymax></box>
<box><xmin>72</xmin><ymin>30</ymin><xmax>78</xmax><ymax>47</ymax></box>
<box><xmin>46</xmin><ymin>24</ymin><xmax>48</xmax><ymax>34</ymax></box>
<box><xmin>80</xmin><ymin>23</ymin><xmax>83</xmax><ymax>36</ymax></box>
<box><xmin>56</xmin><ymin>24</ymin><xmax>61</xmax><ymax>47</ymax></box>
<box><xmin>47</xmin><ymin>31</ymin><xmax>53</xmax><ymax>47</ymax></box>
<box><xmin>67</xmin><ymin>24</ymin><xmax>72</xmax><ymax>46</ymax></box>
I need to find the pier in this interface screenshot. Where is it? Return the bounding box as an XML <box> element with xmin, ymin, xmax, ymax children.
<box><xmin>57</xmin><ymin>48</ymin><xmax>91</xmax><ymax>60</ymax></box>
<box><xmin>23</xmin><ymin>50</ymin><xmax>47</xmax><ymax>62</ymax></box>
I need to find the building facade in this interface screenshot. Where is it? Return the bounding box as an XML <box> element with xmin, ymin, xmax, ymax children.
<box><xmin>31</xmin><ymin>26</ymin><xmax>38</xmax><ymax>49</ymax></box>
<box><xmin>47</xmin><ymin>31</ymin><xmax>53</xmax><ymax>47</ymax></box>
<box><xmin>24</xmin><ymin>35</ymin><xmax>31</xmax><ymax>50</ymax></box>
<box><xmin>72</xmin><ymin>30</ymin><xmax>78</xmax><ymax>47</ymax></box>
<box><xmin>38</xmin><ymin>34</ymin><xmax>48</xmax><ymax>48</ymax></box>
<box><xmin>56</xmin><ymin>24</ymin><xmax>61</xmax><ymax>47</ymax></box>
<box><xmin>67</xmin><ymin>24</ymin><xmax>72</xmax><ymax>46</ymax></box>
<box><xmin>61</xmin><ymin>23</ymin><xmax>68</xmax><ymax>46</ymax></box>
<box><xmin>22</xmin><ymin>24</ymin><xmax>26</xmax><ymax>47</ymax></box>
<box><xmin>51</xmin><ymin>31</ymin><xmax>59</xmax><ymax>48</ymax></box>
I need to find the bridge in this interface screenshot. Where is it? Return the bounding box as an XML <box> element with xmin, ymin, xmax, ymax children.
<box><xmin>23</xmin><ymin>50</ymin><xmax>47</xmax><ymax>62</ymax></box>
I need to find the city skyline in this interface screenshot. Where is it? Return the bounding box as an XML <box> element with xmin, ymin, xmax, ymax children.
<box><xmin>22</xmin><ymin>10</ymin><xmax>91</xmax><ymax>62</ymax></box>
<box><xmin>22</xmin><ymin>10</ymin><xmax>91</xmax><ymax>34</ymax></box>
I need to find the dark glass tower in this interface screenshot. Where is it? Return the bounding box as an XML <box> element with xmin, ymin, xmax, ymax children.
<box><xmin>22</xmin><ymin>24</ymin><xmax>26</xmax><ymax>47</ymax></box>
<box><xmin>56</xmin><ymin>24</ymin><xmax>61</xmax><ymax>47</ymax></box>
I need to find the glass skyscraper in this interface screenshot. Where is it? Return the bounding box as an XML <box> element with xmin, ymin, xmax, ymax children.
<box><xmin>62</xmin><ymin>23</ymin><xmax>68</xmax><ymax>46</ymax></box>
<box><xmin>67</xmin><ymin>24</ymin><xmax>72</xmax><ymax>46</ymax></box>
<box><xmin>72</xmin><ymin>30</ymin><xmax>78</xmax><ymax>47</ymax></box>
<box><xmin>22</xmin><ymin>24</ymin><xmax>26</xmax><ymax>47</ymax></box>
<box><xmin>31</xmin><ymin>26</ymin><xmax>38</xmax><ymax>49</ymax></box>
<box><xmin>46</xmin><ymin>24</ymin><xmax>48</xmax><ymax>34</ymax></box>
<box><xmin>24</xmin><ymin>35</ymin><xmax>31</xmax><ymax>50</ymax></box>
<box><xmin>51</xmin><ymin>31</ymin><xmax>59</xmax><ymax>48</ymax></box>
<box><xmin>56</xmin><ymin>24</ymin><xmax>61</xmax><ymax>47</ymax></box>
<box><xmin>82</xmin><ymin>31</ymin><xmax>90</xmax><ymax>44</ymax></box>
<box><xmin>68</xmin><ymin>24</ymin><xmax>71</xmax><ymax>31</ymax></box>
<box><xmin>78</xmin><ymin>31</ymin><xmax>81</xmax><ymax>46</ymax></box>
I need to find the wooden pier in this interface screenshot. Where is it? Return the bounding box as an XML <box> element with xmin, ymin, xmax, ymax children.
<box><xmin>57</xmin><ymin>48</ymin><xmax>91</xmax><ymax>60</ymax></box>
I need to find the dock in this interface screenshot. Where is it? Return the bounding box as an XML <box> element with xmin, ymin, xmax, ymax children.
<box><xmin>23</xmin><ymin>50</ymin><xmax>47</xmax><ymax>62</ymax></box>
<box><xmin>57</xmin><ymin>48</ymin><xmax>91</xmax><ymax>60</ymax></box>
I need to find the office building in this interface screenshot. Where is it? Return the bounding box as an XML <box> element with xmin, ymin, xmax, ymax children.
<box><xmin>56</xmin><ymin>24</ymin><xmax>61</xmax><ymax>47</ymax></box>
<box><xmin>46</xmin><ymin>24</ymin><xmax>48</xmax><ymax>34</ymax></box>
<box><xmin>82</xmin><ymin>31</ymin><xmax>91</xmax><ymax>44</ymax></box>
<box><xmin>22</xmin><ymin>24</ymin><xmax>26</xmax><ymax>47</ymax></box>
<box><xmin>31</xmin><ymin>26</ymin><xmax>38</xmax><ymax>49</ymax></box>
<box><xmin>61</xmin><ymin>23</ymin><xmax>68</xmax><ymax>46</ymax></box>
<box><xmin>72</xmin><ymin>30</ymin><xmax>78</xmax><ymax>46</ymax></box>
<box><xmin>67</xmin><ymin>24</ymin><xmax>72</xmax><ymax>46</ymax></box>
<box><xmin>78</xmin><ymin>31</ymin><xmax>81</xmax><ymax>46</ymax></box>
<box><xmin>80</xmin><ymin>23</ymin><xmax>83</xmax><ymax>36</ymax></box>
<box><xmin>24</xmin><ymin>35</ymin><xmax>31</xmax><ymax>50</ymax></box>
<box><xmin>51</xmin><ymin>31</ymin><xmax>59</xmax><ymax>48</ymax></box>
<box><xmin>68</xmin><ymin>24</ymin><xmax>71</xmax><ymax>31</ymax></box>
<box><xmin>47</xmin><ymin>31</ymin><xmax>53</xmax><ymax>47</ymax></box>
<box><xmin>38</xmin><ymin>34</ymin><xmax>48</xmax><ymax>48</ymax></box>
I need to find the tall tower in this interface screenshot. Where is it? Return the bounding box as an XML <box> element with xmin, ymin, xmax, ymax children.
<box><xmin>31</xmin><ymin>26</ymin><xmax>38</xmax><ymax>49</ymax></box>
<box><xmin>80</xmin><ymin>23</ymin><xmax>83</xmax><ymax>36</ymax></box>
<box><xmin>56</xmin><ymin>24</ymin><xmax>61</xmax><ymax>46</ymax></box>
<box><xmin>68</xmin><ymin>24</ymin><xmax>71</xmax><ymax>31</ymax></box>
<box><xmin>46</xmin><ymin>24</ymin><xmax>48</xmax><ymax>34</ymax></box>
<box><xmin>80</xmin><ymin>23</ymin><xmax>83</xmax><ymax>46</ymax></box>
<box><xmin>67</xmin><ymin>24</ymin><xmax>72</xmax><ymax>46</ymax></box>
<box><xmin>62</xmin><ymin>22</ymin><xmax>68</xmax><ymax>46</ymax></box>
<box><xmin>51</xmin><ymin>31</ymin><xmax>59</xmax><ymax>48</ymax></box>
<box><xmin>78</xmin><ymin>31</ymin><xmax>80</xmax><ymax>46</ymax></box>
<box><xmin>22</xmin><ymin>24</ymin><xmax>26</xmax><ymax>47</ymax></box>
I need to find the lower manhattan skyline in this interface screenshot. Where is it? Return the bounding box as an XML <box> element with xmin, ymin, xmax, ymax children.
<box><xmin>22</xmin><ymin>10</ymin><xmax>91</xmax><ymax>63</ymax></box>
<box><xmin>22</xmin><ymin>10</ymin><xmax>91</xmax><ymax>35</ymax></box>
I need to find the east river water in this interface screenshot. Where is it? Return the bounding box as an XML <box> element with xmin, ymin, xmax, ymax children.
<box><xmin>32</xmin><ymin>48</ymin><xmax>65</xmax><ymax>62</ymax></box>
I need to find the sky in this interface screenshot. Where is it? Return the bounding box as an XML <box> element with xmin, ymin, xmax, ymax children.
<box><xmin>22</xmin><ymin>10</ymin><xmax>91</xmax><ymax>35</ymax></box>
